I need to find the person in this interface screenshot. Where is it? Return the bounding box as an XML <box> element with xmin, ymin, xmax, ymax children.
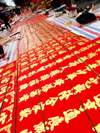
<box><xmin>30</xmin><ymin>1</ymin><xmax>35</xmax><ymax>12</ymax></box>
<box><xmin>50</xmin><ymin>0</ymin><xmax>62</xmax><ymax>8</ymax></box>
<box><xmin>0</xmin><ymin>12</ymin><xmax>11</xmax><ymax>30</ymax></box>
<box><xmin>63</xmin><ymin>0</ymin><xmax>71</xmax><ymax>7</ymax></box>
<box><xmin>0</xmin><ymin>44</ymin><xmax>4</xmax><ymax>58</ymax></box>
<box><xmin>0</xmin><ymin>19</ymin><xmax>3</xmax><ymax>31</ymax></box>
<box><xmin>15</xmin><ymin>7</ymin><xmax>21</xmax><ymax>15</ymax></box>
<box><xmin>76</xmin><ymin>10</ymin><xmax>96</xmax><ymax>24</ymax></box>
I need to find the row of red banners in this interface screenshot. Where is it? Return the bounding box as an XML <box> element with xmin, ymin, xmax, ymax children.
<box><xmin>0</xmin><ymin>14</ymin><xmax>100</xmax><ymax>133</ymax></box>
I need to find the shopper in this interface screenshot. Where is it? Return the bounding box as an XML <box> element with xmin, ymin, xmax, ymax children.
<box><xmin>0</xmin><ymin>12</ymin><xmax>11</xmax><ymax>30</ymax></box>
<box><xmin>50</xmin><ymin>0</ymin><xmax>62</xmax><ymax>8</ymax></box>
<box><xmin>0</xmin><ymin>44</ymin><xmax>4</xmax><ymax>58</ymax></box>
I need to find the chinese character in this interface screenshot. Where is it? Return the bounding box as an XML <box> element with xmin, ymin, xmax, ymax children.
<box><xmin>68</xmin><ymin>73</ymin><xmax>77</xmax><ymax>80</ymax></box>
<box><xmin>74</xmin><ymin>84</ymin><xmax>86</xmax><ymax>93</ymax></box>
<box><xmin>69</xmin><ymin>61</ymin><xmax>78</xmax><ymax>67</ymax></box>
<box><xmin>0</xmin><ymin>124</ymin><xmax>12</xmax><ymax>133</ymax></box>
<box><xmin>20</xmin><ymin>108</ymin><xmax>32</xmax><ymax>121</ymax></box>
<box><xmin>19</xmin><ymin>84</ymin><xmax>28</xmax><ymax>92</ymax></box>
<box><xmin>63</xmin><ymin>109</ymin><xmax>80</xmax><ymax>123</ymax></box>
<box><xmin>21</xmin><ymin>67</ymin><xmax>29</xmax><ymax>73</ymax></box>
<box><xmin>56</xmin><ymin>58</ymin><xmax>63</xmax><ymax>63</ymax></box>
<box><xmin>40</xmin><ymin>59</ymin><xmax>48</xmax><ymax>64</ymax></box>
<box><xmin>0</xmin><ymin>113</ymin><xmax>7</xmax><ymax>124</ymax></box>
<box><xmin>29</xmin><ymin>79</ymin><xmax>39</xmax><ymax>86</ymax></box>
<box><xmin>40</xmin><ymin>74</ymin><xmax>50</xmax><ymax>81</ymax></box>
<box><xmin>59</xmin><ymin>50</ymin><xmax>66</xmax><ymax>55</ymax></box>
<box><xmin>94</xmin><ymin>94</ymin><xmax>100</xmax><ymax>108</ymax></box>
<box><xmin>19</xmin><ymin>94</ymin><xmax>29</xmax><ymax>103</ymax></box>
<box><xmin>32</xmin><ymin>103</ymin><xmax>45</xmax><ymax>114</ymax></box>
<box><xmin>50</xmin><ymin>70</ymin><xmax>61</xmax><ymax>77</ymax></box>
<box><xmin>30</xmin><ymin>91</ymin><xmax>37</xmax><ymax>98</ymax></box>
<box><xmin>21</xmin><ymin>61</ymin><xmax>28</xmax><ymax>67</ymax></box>
<box><xmin>88</xmin><ymin>52</ymin><xmax>97</xmax><ymax>58</ymax></box>
<box><xmin>37</xmin><ymin>66</ymin><xmax>45</xmax><ymax>73</ymax></box>
<box><xmin>92</xmin><ymin>123</ymin><xmax>100</xmax><ymax>132</ymax></box>
<box><xmin>58</xmin><ymin>90</ymin><xmax>73</xmax><ymax>101</ymax></box>
<box><xmin>46</xmin><ymin>97</ymin><xmax>58</xmax><ymax>106</ymax></box>
<box><xmin>53</xmin><ymin>79</ymin><xmax>64</xmax><ymax>87</ymax></box>
<box><xmin>42</xmin><ymin>83</ymin><xmax>53</xmax><ymax>92</ymax></box>
<box><xmin>96</xmin><ymin>60</ymin><xmax>100</xmax><ymax>65</ymax></box>
<box><xmin>31</xmin><ymin>63</ymin><xmax>38</xmax><ymax>69</ymax></box>
<box><xmin>1</xmin><ymin>77</ymin><xmax>9</xmax><ymax>83</ymax></box>
<box><xmin>83</xmin><ymin>99</ymin><xmax>97</xmax><ymax>110</ymax></box>
<box><xmin>48</xmin><ymin>116</ymin><xmax>64</xmax><ymax>131</ymax></box>
<box><xmin>34</xmin><ymin>122</ymin><xmax>49</xmax><ymax>133</ymax></box>
<box><xmin>19</xmin><ymin>75</ymin><xmax>27</xmax><ymax>81</ymax></box>
<box><xmin>30</xmin><ymin>58</ymin><xmax>37</xmax><ymax>62</ymax></box>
